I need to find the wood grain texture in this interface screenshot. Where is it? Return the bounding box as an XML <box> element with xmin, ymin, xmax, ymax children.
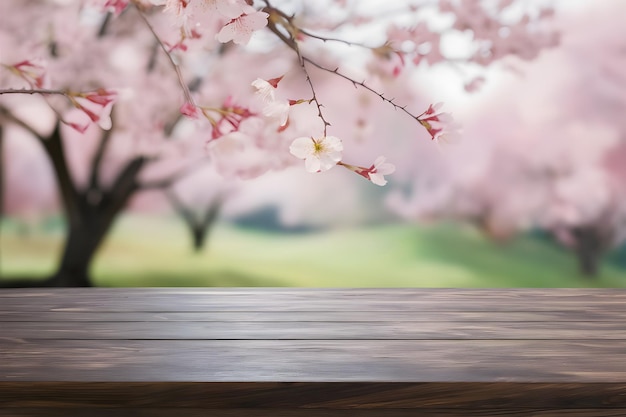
<box><xmin>4</xmin><ymin>339</ymin><xmax>626</xmax><ymax>382</ymax></box>
<box><xmin>3</xmin><ymin>320</ymin><xmax>626</xmax><ymax>340</ymax></box>
<box><xmin>5</xmin><ymin>409</ymin><xmax>626</xmax><ymax>417</ymax></box>
<box><xmin>2</xmin><ymin>382</ymin><xmax>626</xmax><ymax>408</ymax></box>
<box><xmin>1</xmin><ymin>288</ymin><xmax>626</xmax><ymax>313</ymax></box>
<box><xmin>1</xmin><ymin>310</ymin><xmax>624</xmax><ymax>322</ymax></box>
<box><xmin>1</xmin><ymin>288</ymin><xmax>626</xmax><ymax>415</ymax></box>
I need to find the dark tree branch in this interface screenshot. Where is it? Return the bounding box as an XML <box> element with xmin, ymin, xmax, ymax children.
<box><xmin>166</xmin><ymin>189</ymin><xmax>224</xmax><ymax>252</ymax></box>
<box><xmin>40</xmin><ymin>120</ymin><xmax>83</xmax><ymax>226</ymax></box>
<box><xmin>201</xmin><ymin>194</ymin><xmax>223</xmax><ymax>230</ymax></box>
<box><xmin>0</xmin><ymin>88</ymin><xmax>68</xmax><ymax>97</ymax></box>
<box><xmin>134</xmin><ymin>6</ymin><xmax>193</xmax><ymax>105</ymax></box>
<box><xmin>85</xmin><ymin>156</ymin><xmax>148</xmax><ymax>246</ymax></box>
<box><xmin>88</xmin><ymin>120</ymin><xmax>114</xmax><ymax>190</ymax></box>
<box><xmin>0</xmin><ymin>108</ymin><xmax>82</xmax><ymax>225</ymax></box>
<box><xmin>265</xmin><ymin>13</ymin><xmax>423</xmax><ymax>125</ymax></box>
<box><xmin>302</xmin><ymin>56</ymin><xmax>421</xmax><ymax>121</ymax></box>
<box><xmin>266</xmin><ymin>18</ymin><xmax>331</xmax><ymax>135</ymax></box>
<box><xmin>146</xmin><ymin>39</ymin><xmax>160</xmax><ymax>73</ymax></box>
<box><xmin>297</xmin><ymin>27</ymin><xmax>376</xmax><ymax>50</ymax></box>
<box><xmin>166</xmin><ymin>188</ymin><xmax>197</xmax><ymax>228</ymax></box>
<box><xmin>0</xmin><ymin>107</ymin><xmax>46</xmax><ymax>142</ymax></box>
<box><xmin>105</xmin><ymin>157</ymin><xmax>145</xmax><ymax>207</ymax></box>
<box><xmin>98</xmin><ymin>12</ymin><xmax>113</xmax><ymax>37</ymax></box>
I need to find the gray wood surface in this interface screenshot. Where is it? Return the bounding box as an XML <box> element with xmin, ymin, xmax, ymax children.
<box><xmin>1</xmin><ymin>288</ymin><xmax>626</xmax><ymax>416</ymax></box>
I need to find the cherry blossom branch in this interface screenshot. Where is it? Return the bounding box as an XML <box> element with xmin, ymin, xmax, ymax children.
<box><xmin>302</xmin><ymin>56</ymin><xmax>422</xmax><ymax>122</ymax></box>
<box><xmin>266</xmin><ymin>18</ymin><xmax>331</xmax><ymax>135</ymax></box>
<box><xmin>264</xmin><ymin>5</ymin><xmax>425</xmax><ymax>130</ymax></box>
<box><xmin>0</xmin><ymin>88</ymin><xmax>68</xmax><ymax>97</ymax></box>
<box><xmin>265</xmin><ymin>4</ymin><xmax>375</xmax><ymax>49</ymax></box>
<box><xmin>132</xmin><ymin>5</ymin><xmax>194</xmax><ymax>105</ymax></box>
<box><xmin>297</xmin><ymin>28</ymin><xmax>378</xmax><ymax>50</ymax></box>
<box><xmin>297</xmin><ymin>53</ymin><xmax>331</xmax><ymax>135</ymax></box>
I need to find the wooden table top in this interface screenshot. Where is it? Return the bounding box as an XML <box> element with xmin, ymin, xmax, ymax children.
<box><xmin>1</xmin><ymin>288</ymin><xmax>626</xmax><ymax>416</ymax></box>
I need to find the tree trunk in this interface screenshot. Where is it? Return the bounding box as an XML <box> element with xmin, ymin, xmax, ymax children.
<box><xmin>191</xmin><ymin>198</ymin><xmax>223</xmax><ymax>252</ymax></box>
<box><xmin>0</xmin><ymin>207</ymin><xmax>114</xmax><ymax>287</ymax></box>
<box><xmin>572</xmin><ymin>226</ymin><xmax>604</xmax><ymax>278</ymax></box>
<box><xmin>0</xmin><ymin>162</ymin><xmax>145</xmax><ymax>288</ymax></box>
<box><xmin>46</xmin><ymin>222</ymin><xmax>103</xmax><ymax>287</ymax></box>
<box><xmin>1</xmin><ymin>103</ymin><xmax>149</xmax><ymax>288</ymax></box>
<box><xmin>166</xmin><ymin>190</ymin><xmax>223</xmax><ymax>253</ymax></box>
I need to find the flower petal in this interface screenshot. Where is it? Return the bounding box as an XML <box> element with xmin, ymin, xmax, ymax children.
<box><xmin>305</xmin><ymin>156</ymin><xmax>321</xmax><ymax>173</ymax></box>
<box><xmin>318</xmin><ymin>153</ymin><xmax>340</xmax><ymax>172</ymax></box>
<box><xmin>368</xmin><ymin>172</ymin><xmax>388</xmax><ymax>186</ymax></box>
<box><xmin>289</xmin><ymin>137</ymin><xmax>314</xmax><ymax>159</ymax></box>
<box><xmin>323</xmin><ymin>135</ymin><xmax>343</xmax><ymax>152</ymax></box>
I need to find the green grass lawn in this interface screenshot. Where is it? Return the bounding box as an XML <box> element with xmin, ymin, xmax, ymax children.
<box><xmin>1</xmin><ymin>216</ymin><xmax>625</xmax><ymax>287</ymax></box>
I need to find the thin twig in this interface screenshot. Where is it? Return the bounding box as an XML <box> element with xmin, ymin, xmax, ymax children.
<box><xmin>265</xmin><ymin>9</ymin><xmax>422</xmax><ymax>128</ymax></box>
<box><xmin>297</xmin><ymin>28</ymin><xmax>377</xmax><ymax>50</ymax></box>
<box><xmin>302</xmin><ymin>56</ymin><xmax>421</xmax><ymax>121</ymax></box>
<box><xmin>133</xmin><ymin>6</ymin><xmax>194</xmax><ymax>105</ymax></box>
<box><xmin>0</xmin><ymin>88</ymin><xmax>68</xmax><ymax>97</ymax></box>
<box><xmin>266</xmin><ymin>20</ymin><xmax>331</xmax><ymax>135</ymax></box>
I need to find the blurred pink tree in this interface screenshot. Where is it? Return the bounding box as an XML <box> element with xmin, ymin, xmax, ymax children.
<box><xmin>389</xmin><ymin>1</ymin><xmax>626</xmax><ymax>277</ymax></box>
<box><xmin>0</xmin><ymin>0</ymin><xmax>557</xmax><ymax>286</ymax></box>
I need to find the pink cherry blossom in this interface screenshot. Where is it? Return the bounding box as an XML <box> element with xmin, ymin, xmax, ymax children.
<box><xmin>102</xmin><ymin>0</ymin><xmax>130</xmax><ymax>16</ymax></box>
<box><xmin>339</xmin><ymin>156</ymin><xmax>396</xmax><ymax>186</ymax></box>
<box><xmin>69</xmin><ymin>89</ymin><xmax>118</xmax><ymax>131</ymax></box>
<box><xmin>251</xmin><ymin>77</ymin><xmax>289</xmax><ymax>126</ymax></box>
<box><xmin>261</xmin><ymin>100</ymin><xmax>289</xmax><ymax>126</ymax></box>
<box><xmin>172</xmin><ymin>0</ymin><xmax>246</xmax><ymax>20</ymax></box>
<box><xmin>7</xmin><ymin>59</ymin><xmax>49</xmax><ymax>89</ymax></box>
<box><xmin>290</xmin><ymin>136</ymin><xmax>343</xmax><ymax>173</ymax></box>
<box><xmin>206</xmin><ymin>131</ymin><xmax>269</xmax><ymax>179</ymax></box>
<box><xmin>82</xmin><ymin>88</ymin><xmax>117</xmax><ymax>107</ymax></box>
<box><xmin>251</xmin><ymin>78</ymin><xmax>276</xmax><ymax>103</ymax></box>
<box><xmin>365</xmin><ymin>156</ymin><xmax>396</xmax><ymax>186</ymax></box>
<box><xmin>417</xmin><ymin>103</ymin><xmax>462</xmax><ymax>144</ymax></box>
<box><xmin>204</xmin><ymin>97</ymin><xmax>256</xmax><ymax>140</ymax></box>
<box><xmin>464</xmin><ymin>76</ymin><xmax>486</xmax><ymax>93</ymax></box>
<box><xmin>216</xmin><ymin>9</ymin><xmax>269</xmax><ymax>45</ymax></box>
<box><xmin>180</xmin><ymin>101</ymin><xmax>199</xmax><ymax>119</ymax></box>
<box><xmin>65</xmin><ymin>121</ymin><xmax>90</xmax><ymax>134</ymax></box>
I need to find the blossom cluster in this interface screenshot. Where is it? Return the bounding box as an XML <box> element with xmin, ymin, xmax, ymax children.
<box><xmin>417</xmin><ymin>103</ymin><xmax>462</xmax><ymax>145</ymax></box>
<box><xmin>0</xmin><ymin>0</ymin><xmax>560</xmax><ymax>189</ymax></box>
<box><xmin>3</xmin><ymin>59</ymin><xmax>49</xmax><ymax>89</ymax></box>
<box><xmin>100</xmin><ymin>0</ymin><xmax>269</xmax><ymax>46</ymax></box>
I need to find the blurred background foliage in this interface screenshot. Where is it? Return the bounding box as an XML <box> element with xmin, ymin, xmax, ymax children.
<box><xmin>2</xmin><ymin>0</ymin><xmax>625</xmax><ymax>287</ymax></box>
<box><xmin>3</xmin><ymin>214</ymin><xmax>626</xmax><ymax>287</ymax></box>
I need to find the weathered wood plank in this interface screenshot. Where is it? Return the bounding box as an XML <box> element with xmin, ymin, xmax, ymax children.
<box><xmin>5</xmin><ymin>408</ymin><xmax>626</xmax><ymax>417</ymax></box>
<box><xmin>2</xmin><ymin>339</ymin><xmax>626</xmax><ymax>382</ymax></box>
<box><xmin>4</xmin><ymin>288</ymin><xmax>624</xmax><ymax>296</ymax></box>
<box><xmin>2</xmin><ymin>289</ymin><xmax>625</xmax><ymax>414</ymax></box>
<box><xmin>2</xmin><ymin>288</ymin><xmax>626</xmax><ymax>301</ymax></box>
<box><xmin>2</xmin><ymin>288</ymin><xmax>626</xmax><ymax>312</ymax></box>
<box><xmin>2</xmin><ymin>382</ymin><xmax>626</xmax><ymax>409</ymax></box>
<box><xmin>2</xmin><ymin>320</ymin><xmax>626</xmax><ymax>340</ymax></box>
<box><xmin>0</xmin><ymin>310</ymin><xmax>624</xmax><ymax>322</ymax></box>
